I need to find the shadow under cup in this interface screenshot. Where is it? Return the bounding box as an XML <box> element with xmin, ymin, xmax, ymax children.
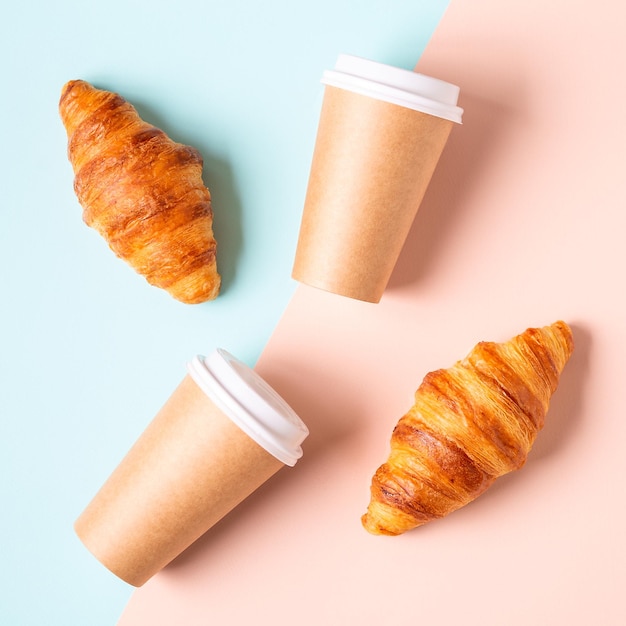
<box><xmin>74</xmin><ymin>349</ymin><xmax>309</xmax><ymax>587</ymax></box>
<box><xmin>292</xmin><ymin>54</ymin><xmax>464</xmax><ymax>303</ymax></box>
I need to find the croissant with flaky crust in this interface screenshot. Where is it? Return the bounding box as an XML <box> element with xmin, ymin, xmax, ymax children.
<box><xmin>362</xmin><ymin>321</ymin><xmax>574</xmax><ymax>536</ymax></box>
<box><xmin>59</xmin><ymin>80</ymin><xmax>220</xmax><ymax>304</ymax></box>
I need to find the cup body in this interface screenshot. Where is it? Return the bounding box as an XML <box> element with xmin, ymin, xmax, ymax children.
<box><xmin>292</xmin><ymin>55</ymin><xmax>463</xmax><ymax>303</ymax></box>
<box><xmin>74</xmin><ymin>350</ymin><xmax>308</xmax><ymax>586</ymax></box>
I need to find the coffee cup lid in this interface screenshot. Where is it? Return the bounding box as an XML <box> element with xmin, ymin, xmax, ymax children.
<box><xmin>322</xmin><ymin>54</ymin><xmax>463</xmax><ymax>124</ymax></box>
<box><xmin>188</xmin><ymin>349</ymin><xmax>309</xmax><ymax>466</ymax></box>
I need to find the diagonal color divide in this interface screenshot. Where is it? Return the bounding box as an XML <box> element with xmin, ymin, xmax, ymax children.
<box><xmin>120</xmin><ymin>1</ymin><xmax>626</xmax><ymax>624</ymax></box>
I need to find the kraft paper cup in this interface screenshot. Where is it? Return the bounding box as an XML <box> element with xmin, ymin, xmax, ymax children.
<box><xmin>74</xmin><ymin>349</ymin><xmax>309</xmax><ymax>587</ymax></box>
<box><xmin>292</xmin><ymin>54</ymin><xmax>464</xmax><ymax>303</ymax></box>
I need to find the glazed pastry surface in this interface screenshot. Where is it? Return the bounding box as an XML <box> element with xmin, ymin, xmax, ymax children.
<box><xmin>362</xmin><ymin>321</ymin><xmax>574</xmax><ymax>535</ymax></box>
<box><xmin>59</xmin><ymin>80</ymin><xmax>220</xmax><ymax>303</ymax></box>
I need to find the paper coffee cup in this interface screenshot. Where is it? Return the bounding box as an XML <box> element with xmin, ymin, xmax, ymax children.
<box><xmin>74</xmin><ymin>349</ymin><xmax>309</xmax><ymax>587</ymax></box>
<box><xmin>292</xmin><ymin>54</ymin><xmax>463</xmax><ymax>303</ymax></box>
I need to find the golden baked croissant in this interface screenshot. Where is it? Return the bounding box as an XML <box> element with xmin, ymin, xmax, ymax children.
<box><xmin>59</xmin><ymin>80</ymin><xmax>220</xmax><ymax>304</ymax></box>
<box><xmin>362</xmin><ymin>321</ymin><xmax>574</xmax><ymax>536</ymax></box>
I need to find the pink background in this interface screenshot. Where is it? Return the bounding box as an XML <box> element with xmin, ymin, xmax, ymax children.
<box><xmin>120</xmin><ymin>0</ymin><xmax>625</xmax><ymax>623</ymax></box>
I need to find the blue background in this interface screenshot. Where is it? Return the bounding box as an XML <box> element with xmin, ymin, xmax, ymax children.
<box><xmin>0</xmin><ymin>1</ymin><xmax>448</xmax><ymax>623</ymax></box>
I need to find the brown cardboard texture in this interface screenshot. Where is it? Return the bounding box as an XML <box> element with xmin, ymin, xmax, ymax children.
<box><xmin>74</xmin><ymin>375</ymin><xmax>284</xmax><ymax>587</ymax></box>
<box><xmin>292</xmin><ymin>85</ymin><xmax>453</xmax><ymax>302</ymax></box>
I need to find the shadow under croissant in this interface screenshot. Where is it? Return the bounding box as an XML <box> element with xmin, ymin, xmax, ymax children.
<box><xmin>131</xmin><ymin>97</ymin><xmax>244</xmax><ymax>297</ymax></box>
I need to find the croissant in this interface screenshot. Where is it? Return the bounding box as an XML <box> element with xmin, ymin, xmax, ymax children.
<box><xmin>362</xmin><ymin>321</ymin><xmax>574</xmax><ymax>536</ymax></box>
<box><xmin>59</xmin><ymin>80</ymin><xmax>220</xmax><ymax>304</ymax></box>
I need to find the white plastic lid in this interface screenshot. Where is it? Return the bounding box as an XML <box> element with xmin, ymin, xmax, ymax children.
<box><xmin>187</xmin><ymin>349</ymin><xmax>309</xmax><ymax>466</ymax></box>
<box><xmin>321</xmin><ymin>54</ymin><xmax>463</xmax><ymax>124</ymax></box>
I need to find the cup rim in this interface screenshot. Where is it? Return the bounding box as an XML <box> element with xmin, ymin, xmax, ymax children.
<box><xmin>322</xmin><ymin>54</ymin><xmax>464</xmax><ymax>124</ymax></box>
